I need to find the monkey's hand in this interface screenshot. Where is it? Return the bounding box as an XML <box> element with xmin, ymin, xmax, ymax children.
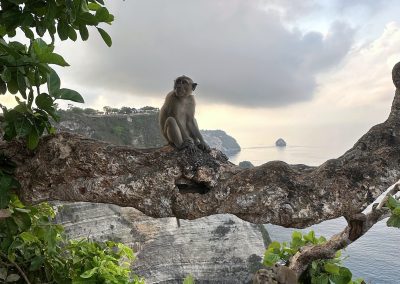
<box><xmin>180</xmin><ymin>138</ymin><xmax>198</xmax><ymax>154</ymax></box>
<box><xmin>197</xmin><ymin>141</ymin><xmax>211</xmax><ymax>152</ymax></box>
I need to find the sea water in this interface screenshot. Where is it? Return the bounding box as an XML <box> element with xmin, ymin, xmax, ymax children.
<box><xmin>229</xmin><ymin>146</ymin><xmax>400</xmax><ymax>284</ymax></box>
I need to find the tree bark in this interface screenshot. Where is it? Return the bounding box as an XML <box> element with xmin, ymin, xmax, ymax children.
<box><xmin>2</xmin><ymin>64</ymin><xmax>400</xmax><ymax>230</ymax></box>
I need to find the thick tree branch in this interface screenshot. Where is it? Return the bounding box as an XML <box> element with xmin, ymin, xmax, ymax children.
<box><xmin>2</xmin><ymin>63</ymin><xmax>400</xmax><ymax>229</ymax></box>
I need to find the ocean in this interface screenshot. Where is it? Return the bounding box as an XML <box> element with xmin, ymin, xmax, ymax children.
<box><xmin>229</xmin><ymin>146</ymin><xmax>400</xmax><ymax>284</ymax></box>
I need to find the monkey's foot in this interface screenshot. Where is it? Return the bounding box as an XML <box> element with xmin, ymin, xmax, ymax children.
<box><xmin>178</xmin><ymin>139</ymin><xmax>198</xmax><ymax>154</ymax></box>
<box><xmin>197</xmin><ymin>142</ymin><xmax>211</xmax><ymax>153</ymax></box>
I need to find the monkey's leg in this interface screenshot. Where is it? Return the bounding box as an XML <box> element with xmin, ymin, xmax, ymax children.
<box><xmin>165</xmin><ymin>117</ymin><xmax>183</xmax><ymax>148</ymax></box>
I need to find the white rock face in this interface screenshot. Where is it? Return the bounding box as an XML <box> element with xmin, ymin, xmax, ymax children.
<box><xmin>54</xmin><ymin>202</ymin><xmax>267</xmax><ymax>284</ymax></box>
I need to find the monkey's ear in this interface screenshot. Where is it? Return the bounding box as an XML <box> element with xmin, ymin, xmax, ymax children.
<box><xmin>192</xmin><ymin>83</ymin><xmax>198</xmax><ymax>91</ymax></box>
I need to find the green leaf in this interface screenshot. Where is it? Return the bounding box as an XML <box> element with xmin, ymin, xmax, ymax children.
<box><xmin>17</xmin><ymin>70</ymin><xmax>27</xmax><ymax>98</ymax></box>
<box><xmin>183</xmin><ymin>274</ymin><xmax>195</xmax><ymax>284</ymax></box>
<box><xmin>43</xmin><ymin>225</ymin><xmax>61</xmax><ymax>252</ymax></box>
<box><xmin>0</xmin><ymin>79</ymin><xmax>7</xmax><ymax>94</ymax></box>
<box><xmin>393</xmin><ymin>207</ymin><xmax>400</xmax><ymax>216</ymax></box>
<box><xmin>9</xmin><ymin>41</ymin><xmax>26</xmax><ymax>52</ymax></box>
<box><xmin>47</xmin><ymin>68</ymin><xmax>61</xmax><ymax>97</ymax></box>
<box><xmin>14</xmin><ymin>118</ymin><xmax>31</xmax><ymax>137</ymax></box>
<box><xmin>106</xmin><ymin>13</ymin><xmax>114</xmax><ymax>24</ymax></box>
<box><xmin>268</xmin><ymin>241</ymin><xmax>281</xmax><ymax>250</ymax></box>
<box><xmin>19</xmin><ymin>231</ymin><xmax>39</xmax><ymax>243</ymax></box>
<box><xmin>14</xmin><ymin>208</ymin><xmax>30</xmax><ymax>214</ymax></box>
<box><xmin>68</xmin><ymin>26</ymin><xmax>78</xmax><ymax>41</ymax></box>
<box><xmin>95</xmin><ymin>7</ymin><xmax>110</xmax><ymax>22</ymax></box>
<box><xmin>304</xmin><ymin>230</ymin><xmax>316</xmax><ymax>243</ymax></box>
<box><xmin>328</xmin><ymin>267</ymin><xmax>352</xmax><ymax>284</ymax></box>
<box><xmin>12</xmin><ymin>211</ymin><xmax>31</xmax><ymax>231</ymax></box>
<box><xmin>0</xmin><ymin>25</ymin><xmax>6</xmax><ymax>37</ymax></box>
<box><xmin>7</xmin><ymin>76</ymin><xmax>19</xmax><ymax>94</ymax></box>
<box><xmin>97</xmin><ymin>27</ymin><xmax>112</xmax><ymax>47</ymax></box>
<box><xmin>88</xmin><ymin>2</ymin><xmax>102</xmax><ymax>11</ymax></box>
<box><xmin>80</xmin><ymin>0</ymin><xmax>90</xmax><ymax>12</ymax></box>
<box><xmin>79</xmin><ymin>25</ymin><xmax>89</xmax><ymax>41</ymax></box>
<box><xmin>387</xmin><ymin>215</ymin><xmax>400</xmax><ymax>228</ymax></box>
<box><xmin>311</xmin><ymin>274</ymin><xmax>329</xmax><ymax>284</ymax></box>
<box><xmin>36</xmin><ymin>21</ymin><xmax>46</xmax><ymax>37</ymax></box>
<box><xmin>78</xmin><ymin>12</ymin><xmax>99</xmax><ymax>25</ymax></box>
<box><xmin>21</xmin><ymin>26</ymin><xmax>34</xmax><ymax>39</ymax></box>
<box><xmin>40</xmin><ymin>53</ymin><xmax>69</xmax><ymax>66</ymax></box>
<box><xmin>55</xmin><ymin>88</ymin><xmax>84</xmax><ymax>103</ymax></box>
<box><xmin>29</xmin><ymin>255</ymin><xmax>44</xmax><ymax>271</ymax></box>
<box><xmin>1</xmin><ymin>66</ymin><xmax>11</xmax><ymax>82</ymax></box>
<box><xmin>352</xmin><ymin>278</ymin><xmax>366</xmax><ymax>284</ymax></box>
<box><xmin>292</xmin><ymin>231</ymin><xmax>302</xmax><ymax>241</ymax></box>
<box><xmin>80</xmin><ymin>267</ymin><xmax>98</xmax><ymax>278</ymax></box>
<box><xmin>0</xmin><ymin>176</ymin><xmax>11</xmax><ymax>208</ymax></box>
<box><xmin>387</xmin><ymin>195</ymin><xmax>400</xmax><ymax>210</ymax></box>
<box><xmin>65</xmin><ymin>0</ymin><xmax>76</xmax><ymax>22</ymax></box>
<box><xmin>36</xmin><ymin>93</ymin><xmax>54</xmax><ymax>110</ymax></box>
<box><xmin>32</xmin><ymin>39</ymin><xmax>53</xmax><ymax>57</ymax></box>
<box><xmin>57</xmin><ymin>20</ymin><xmax>69</xmax><ymax>41</ymax></box>
<box><xmin>263</xmin><ymin>252</ymin><xmax>281</xmax><ymax>266</ymax></box>
<box><xmin>27</xmin><ymin>129</ymin><xmax>39</xmax><ymax>150</ymax></box>
<box><xmin>324</xmin><ymin>262</ymin><xmax>340</xmax><ymax>275</ymax></box>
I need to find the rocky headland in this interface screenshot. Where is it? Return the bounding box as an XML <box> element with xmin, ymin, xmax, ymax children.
<box><xmin>56</xmin><ymin>108</ymin><xmax>241</xmax><ymax>156</ymax></box>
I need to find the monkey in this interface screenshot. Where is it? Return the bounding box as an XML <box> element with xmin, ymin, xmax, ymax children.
<box><xmin>159</xmin><ymin>75</ymin><xmax>210</xmax><ymax>152</ymax></box>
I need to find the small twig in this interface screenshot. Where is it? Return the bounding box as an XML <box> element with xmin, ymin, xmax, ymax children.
<box><xmin>0</xmin><ymin>251</ymin><xmax>31</xmax><ymax>284</ymax></box>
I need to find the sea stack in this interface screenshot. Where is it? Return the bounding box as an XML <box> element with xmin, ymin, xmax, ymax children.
<box><xmin>275</xmin><ymin>138</ymin><xmax>286</xmax><ymax>147</ymax></box>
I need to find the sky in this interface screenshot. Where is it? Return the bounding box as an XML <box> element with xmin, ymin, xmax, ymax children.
<box><xmin>2</xmin><ymin>0</ymin><xmax>400</xmax><ymax>153</ymax></box>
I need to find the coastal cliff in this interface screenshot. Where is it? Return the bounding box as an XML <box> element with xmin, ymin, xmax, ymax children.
<box><xmin>56</xmin><ymin>109</ymin><xmax>241</xmax><ymax>155</ymax></box>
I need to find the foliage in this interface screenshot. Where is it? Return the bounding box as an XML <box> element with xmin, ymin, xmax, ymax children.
<box><xmin>263</xmin><ymin>231</ymin><xmax>364</xmax><ymax>284</ymax></box>
<box><xmin>386</xmin><ymin>195</ymin><xmax>400</xmax><ymax>228</ymax></box>
<box><xmin>0</xmin><ymin>197</ymin><xmax>144</xmax><ymax>283</ymax></box>
<box><xmin>0</xmin><ymin>0</ymin><xmax>113</xmax><ymax>153</ymax></box>
<box><xmin>0</xmin><ymin>1</ymin><xmax>145</xmax><ymax>283</ymax></box>
<box><xmin>183</xmin><ymin>274</ymin><xmax>195</xmax><ymax>284</ymax></box>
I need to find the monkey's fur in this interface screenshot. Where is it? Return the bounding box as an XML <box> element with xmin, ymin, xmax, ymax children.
<box><xmin>159</xmin><ymin>75</ymin><xmax>210</xmax><ymax>152</ymax></box>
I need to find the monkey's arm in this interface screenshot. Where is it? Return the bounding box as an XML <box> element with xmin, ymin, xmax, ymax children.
<box><xmin>188</xmin><ymin>119</ymin><xmax>210</xmax><ymax>151</ymax></box>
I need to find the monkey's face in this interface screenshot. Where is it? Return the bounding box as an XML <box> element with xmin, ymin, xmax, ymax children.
<box><xmin>174</xmin><ymin>76</ymin><xmax>197</xmax><ymax>97</ymax></box>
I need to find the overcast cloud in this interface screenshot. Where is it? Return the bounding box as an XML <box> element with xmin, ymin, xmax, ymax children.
<box><xmin>60</xmin><ymin>0</ymin><xmax>355</xmax><ymax>108</ymax></box>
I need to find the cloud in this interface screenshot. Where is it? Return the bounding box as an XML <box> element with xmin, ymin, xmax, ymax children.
<box><xmin>57</xmin><ymin>0</ymin><xmax>354</xmax><ymax>108</ymax></box>
<box><xmin>316</xmin><ymin>22</ymin><xmax>400</xmax><ymax>109</ymax></box>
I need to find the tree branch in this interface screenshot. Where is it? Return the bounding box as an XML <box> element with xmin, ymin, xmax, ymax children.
<box><xmin>287</xmin><ymin>182</ymin><xmax>399</xmax><ymax>278</ymax></box>
<box><xmin>0</xmin><ymin>251</ymin><xmax>31</xmax><ymax>284</ymax></box>
<box><xmin>2</xmin><ymin>63</ymin><xmax>400</xmax><ymax>230</ymax></box>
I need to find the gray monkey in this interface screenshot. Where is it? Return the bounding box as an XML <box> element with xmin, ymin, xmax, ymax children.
<box><xmin>159</xmin><ymin>75</ymin><xmax>210</xmax><ymax>152</ymax></box>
